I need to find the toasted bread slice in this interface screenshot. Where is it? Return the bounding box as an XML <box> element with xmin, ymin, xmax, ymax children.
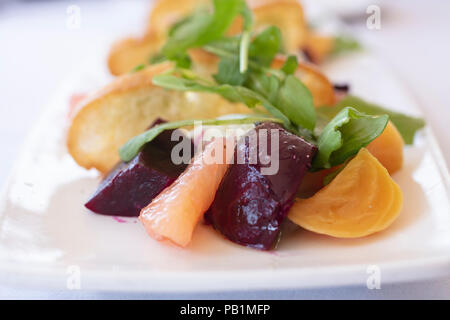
<box><xmin>249</xmin><ymin>0</ymin><xmax>306</xmax><ymax>52</ymax></box>
<box><xmin>304</xmin><ymin>32</ymin><xmax>335</xmax><ymax>64</ymax></box>
<box><xmin>108</xmin><ymin>0</ymin><xmax>307</xmax><ymax>75</ymax></box>
<box><xmin>67</xmin><ymin>61</ymin><xmax>250</xmax><ymax>173</ymax></box>
<box><xmin>107</xmin><ymin>32</ymin><xmax>164</xmax><ymax>77</ymax></box>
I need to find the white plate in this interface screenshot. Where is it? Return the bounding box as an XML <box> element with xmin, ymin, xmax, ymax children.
<box><xmin>301</xmin><ymin>0</ymin><xmax>373</xmax><ymax>21</ymax></box>
<box><xmin>0</xmin><ymin>52</ymin><xmax>449</xmax><ymax>292</ymax></box>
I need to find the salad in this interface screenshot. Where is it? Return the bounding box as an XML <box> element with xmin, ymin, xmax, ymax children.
<box><xmin>67</xmin><ymin>0</ymin><xmax>425</xmax><ymax>250</ymax></box>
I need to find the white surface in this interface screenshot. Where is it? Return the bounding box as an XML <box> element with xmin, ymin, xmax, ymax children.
<box><xmin>0</xmin><ymin>0</ymin><xmax>449</xmax><ymax>299</ymax></box>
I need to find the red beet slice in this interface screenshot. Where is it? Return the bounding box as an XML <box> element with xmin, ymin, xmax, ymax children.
<box><xmin>85</xmin><ymin>118</ymin><xmax>194</xmax><ymax>217</ymax></box>
<box><xmin>207</xmin><ymin>122</ymin><xmax>317</xmax><ymax>250</ymax></box>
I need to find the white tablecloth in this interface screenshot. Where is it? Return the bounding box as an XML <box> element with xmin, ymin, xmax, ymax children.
<box><xmin>0</xmin><ymin>0</ymin><xmax>449</xmax><ymax>299</ymax></box>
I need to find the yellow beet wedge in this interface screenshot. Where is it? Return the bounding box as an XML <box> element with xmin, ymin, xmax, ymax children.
<box><xmin>367</xmin><ymin>121</ymin><xmax>404</xmax><ymax>174</ymax></box>
<box><xmin>288</xmin><ymin>148</ymin><xmax>403</xmax><ymax>238</ymax></box>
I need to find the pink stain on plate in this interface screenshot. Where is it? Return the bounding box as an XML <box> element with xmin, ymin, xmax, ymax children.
<box><xmin>67</xmin><ymin>93</ymin><xmax>87</xmax><ymax>119</ymax></box>
<box><xmin>112</xmin><ymin>216</ymin><xmax>128</xmax><ymax>223</ymax></box>
<box><xmin>111</xmin><ymin>216</ymin><xmax>139</xmax><ymax>224</ymax></box>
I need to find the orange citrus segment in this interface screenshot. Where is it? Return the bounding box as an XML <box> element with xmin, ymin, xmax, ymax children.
<box><xmin>139</xmin><ymin>138</ymin><xmax>233</xmax><ymax>247</ymax></box>
<box><xmin>288</xmin><ymin>148</ymin><xmax>403</xmax><ymax>238</ymax></box>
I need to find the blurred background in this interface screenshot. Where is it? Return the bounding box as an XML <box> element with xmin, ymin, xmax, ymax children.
<box><xmin>0</xmin><ymin>0</ymin><xmax>449</xmax><ymax>299</ymax></box>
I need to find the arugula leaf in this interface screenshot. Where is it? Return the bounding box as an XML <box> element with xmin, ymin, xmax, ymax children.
<box><xmin>239</xmin><ymin>4</ymin><xmax>253</xmax><ymax>73</ymax></box>
<box><xmin>131</xmin><ymin>64</ymin><xmax>146</xmax><ymax>73</ymax></box>
<box><xmin>248</xmin><ymin>26</ymin><xmax>282</xmax><ymax>67</ymax></box>
<box><xmin>245</xmin><ymin>72</ymin><xmax>280</xmax><ymax>103</ymax></box>
<box><xmin>119</xmin><ymin>116</ymin><xmax>283</xmax><ymax>162</ymax></box>
<box><xmin>162</xmin><ymin>0</ymin><xmax>249</xmax><ymax>60</ymax></box>
<box><xmin>206</xmin><ymin>27</ymin><xmax>316</xmax><ymax>131</ymax></box>
<box><xmin>206</xmin><ymin>27</ymin><xmax>284</xmax><ymax>78</ymax></box>
<box><xmin>245</xmin><ymin>71</ymin><xmax>316</xmax><ymax>131</ymax></box>
<box><xmin>317</xmin><ymin>95</ymin><xmax>425</xmax><ymax>144</ymax></box>
<box><xmin>212</xmin><ymin>26</ymin><xmax>281</xmax><ymax>85</ymax></box>
<box><xmin>168</xmin><ymin>13</ymin><xmax>201</xmax><ymax>37</ymax></box>
<box><xmin>281</xmin><ymin>55</ymin><xmax>298</xmax><ymax>75</ymax></box>
<box><xmin>313</xmin><ymin>107</ymin><xmax>388</xmax><ymax>169</ymax></box>
<box><xmin>156</xmin><ymin>25</ymin><xmax>317</xmax><ymax>133</ymax></box>
<box><xmin>332</xmin><ymin>35</ymin><xmax>361</xmax><ymax>56</ymax></box>
<box><xmin>153</xmin><ymin>72</ymin><xmax>298</xmax><ymax>133</ymax></box>
<box><xmin>214</xmin><ymin>57</ymin><xmax>248</xmax><ymax>86</ymax></box>
<box><xmin>121</xmin><ymin>0</ymin><xmax>409</xmax><ymax>176</ymax></box>
<box><xmin>207</xmin><ymin>36</ymin><xmax>241</xmax><ymax>55</ymax></box>
<box><xmin>149</xmin><ymin>52</ymin><xmax>167</xmax><ymax>65</ymax></box>
<box><xmin>276</xmin><ymin>75</ymin><xmax>316</xmax><ymax>131</ymax></box>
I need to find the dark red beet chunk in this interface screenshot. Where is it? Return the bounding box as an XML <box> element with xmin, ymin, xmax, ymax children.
<box><xmin>85</xmin><ymin>118</ymin><xmax>194</xmax><ymax>217</ymax></box>
<box><xmin>207</xmin><ymin>122</ymin><xmax>317</xmax><ymax>250</ymax></box>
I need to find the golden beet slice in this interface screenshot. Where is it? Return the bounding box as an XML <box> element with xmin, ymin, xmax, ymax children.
<box><xmin>367</xmin><ymin>121</ymin><xmax>404</xmax><ymax>174</ymax></box>
<box><xmin>288</xmin><ymin>148</ymin><xmax>403</xmax><ymax>238</ymax></box>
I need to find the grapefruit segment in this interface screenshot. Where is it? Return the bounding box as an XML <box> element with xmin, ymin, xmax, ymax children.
<box><xmin>139</xmin><ymin>138</ymin><xmax>232</xmax><ymax>247</ymax></box>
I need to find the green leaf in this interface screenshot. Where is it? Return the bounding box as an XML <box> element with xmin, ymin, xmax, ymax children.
<box><xmin>245</xmin><ymin>72</ymin><xmax>279</xmax><ymax>101</ymax></box>
<box><xmin>248</xmin><ymin>26</ymin><xmax>282</xmax><ymax>67</ymax></box>
<box><xmin>131</xmin><ymin>64</ymin><xmax>145</xmax><ymax>73</ymax></box>
<box><xmin>119</xmin><ymin>116</ymin><xmax>283</xmax><ymax>162</ymax></box>
<box><xmin>238</xmin><ymin>3</ymin><xmax>253</xmax><ymax>73</ymax></box>
<box><xmin>244</xmin><ymin>71</ymin><xmax>316</xmax><ymax>131</ymax></box>
<box><xmin>168</xmin><ymin>13</ymin><xmax>200</xmax><ymax>37</ymax></box>
<box><xmin>153</xmin><ymin>73</ymin><xmax>297</xmax><ymax>133</ymax></box>
<box><xmin>313</xmin><ymin>107</ymin><xmax>388</xmax><ymax>169</ymax></box>
<box><xmin>214</xmin><ymin>57</ymin><xmax>248</xmax><ymax>85</ymax></box>
<box><xmin>213</xmin><ymin>25</ymin><xmax>280</xmax><ymax>84</ymax></box>
<box><xmin>332</xmin><ymin>35</ymin><xmax>362</xmax><ymax>56</ymax></box>
<box><xmin>276</xmin><ymin>75</ymin><xmax>316</xmax><ymax>130</ymax></box>
<box><xmin>204</xmin><ymin>30</ymin><xmax>285</xmax><ymax>80</ymax></box>
<box><xmin>149</xmin><ymin>52</ymin><xmax>167</xmax><ymax>65</ymax></box>
<box><xmin>162</xmin><ymin>0</ymin><xmax>247</xmax><ymax>59</ymax></box>
<box><xmin>162</xmin><ymin>0</ymin><xmax>248</xmax><ymax>60</ymax></box>
<box><xmin>153</xmin><ymin>73</ymin><xmax>258</xmax><ymax>106</ymax></box>
<box><xmin>281</xmin><ymin>55</ymin><xmax>298</xmax><ymax>75</ymax></box>
<box><xmin>239</xmin><ymin>31</ymin><xmax>251</xmax><ymax>73</ymax></box>
<box><xmin>317</xmin><ymin>95</ymin><xmax>425</xmax><ymax>144</ymax></box>
<box><xmin>174</xmin><ymin>54</ymin><xmax>192</xmax><ymax>69</ymax></box>
<box><xmin>207</xmin><ymin>36</ymin><xmax>241</xmax><ymax>54</ymax></box>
